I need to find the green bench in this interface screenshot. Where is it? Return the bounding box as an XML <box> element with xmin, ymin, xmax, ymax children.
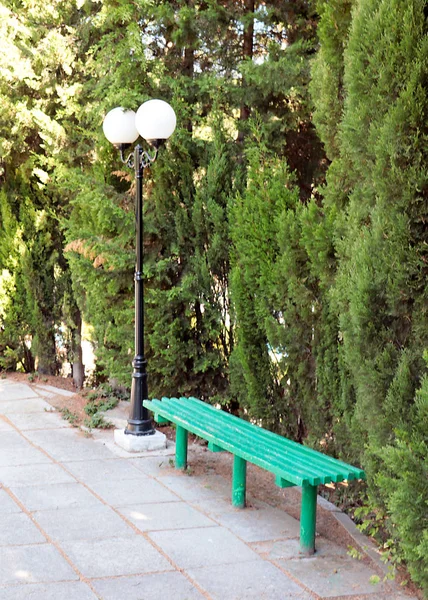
<box><xmin>143</xmin><ymin>396</ymin><xmax>365</xmax><ymax>555</ymax></box>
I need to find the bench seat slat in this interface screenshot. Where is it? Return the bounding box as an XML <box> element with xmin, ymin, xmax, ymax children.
<box><xmin>146</xmin><ymin>398</ymin><xmax>363</xmax><ymax>486</ymax></box>
<box><xmin>182</xmin><ymin>397</ymin><xmax>364</xmax><ymax>479</ymax></box>
<box><xmin>174</xmin><ymin>398</ymin><xmax>362</xmax><ymax>482</ymax></box>
<box><xmin>155</xmin><ymin>399</ymin><xmax>343</xmax><ymax>484</ymax></box>
<box><xmin>152</xmin><ymin>397</ymin><xmax>363</xmax><ymax>482</ymax></box>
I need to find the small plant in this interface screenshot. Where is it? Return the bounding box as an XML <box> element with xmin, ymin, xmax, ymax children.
<box><xmin>59</xmin><ymin>407</ymin><xmax>79</xmax><ymax>427</ymax></box>
<box><xmin>369</xmin><ymin>575</ymin><xmax>381</xmax><ymax>586</ymax></box>
<box><xmin>347</xmin><ymin>546</ymin><xmax>363</xmax><ymax>560</ymax></box>
<box><xmin>85</xmin><ymin>390</ymin><xmax>100</xmax><ymax>402</ymax></box>
<box><xmin>85</xmin><ymin>397</ymin><xmax>118</xmax><ymax>416</ymax></box>
<box><xmin>353</xmin><ymin>504</ymin><xmax>387</xmax><ymax>540</ymax></box>
<box><xmin>27</xmin><ymin>373</ymin><xmax>35</xmax><ymax>382</ymax></box>
<box><xmin>353</xmin><ymin>503</ymin><xmax>401</xmax><ymax>584</ymax></box>
<box><xmin>82</xmin><ymin>387</ymin><xmax>121</xmax><ymax>430</ymax></box>
<box><xmin>84</xmin><ymin>413</ymin><xmax>114</xmax><ymax>430</ymax></box>
<box><xmin>84</xmin><ymin>384</ymin><xmax>121</xmax><ymax>417</ymax></box>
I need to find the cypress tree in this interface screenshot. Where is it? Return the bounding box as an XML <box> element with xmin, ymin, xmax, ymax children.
<box><xmin>0</xmin><ymin>0</ymin><xmax>92</xmax><ymax>375</ymax></box>
<box><xmin>332</xmin><ymin>0</ymin><xmax>428</xmax><ymax>448</ymax></box>
<box><xmin>229</xmin><ymin>131</ymin><xmax>323</xmax><ymax>439</ymax></box>
<box><xmin>312</xmin><ymin>0</ymin><xmax>428</xmax><ymax>586</ymax></box>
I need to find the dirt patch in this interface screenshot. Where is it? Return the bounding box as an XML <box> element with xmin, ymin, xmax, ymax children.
<box><xmin>49</xmin><ymin>391</ymin><xmax>88</xmax><ymax>427</ymax></box>
<box><xmin>4</xmin><ymin>371</ymin><xmax>76</xmax><ymax>392</ymax></box>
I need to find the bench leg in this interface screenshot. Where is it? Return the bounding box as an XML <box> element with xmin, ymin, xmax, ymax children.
<box><xmin>300</xmin><ymin>484</ymin><xmax>317</xmax><ymax>555</ymax></box>
<box><xmin>175</xmin><ymin>426</ymin><xmax>188</xmax><ymax>470</ymax></box>
<box><xmin>232</xmin><ymin>455</ymin><xmax>247</xmax><ymax>508</ymax></box>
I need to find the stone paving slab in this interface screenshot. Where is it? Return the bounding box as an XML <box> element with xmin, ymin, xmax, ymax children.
<box><xmin>0</xmin><ymin>399</ymin><xmax>53</xmax><ymax>414</ymax></box>
<box><xmin>0</xmin><ymin>382</ymin><xmax>40</xmax><ymax>400</ymax></box>
<box><xmin>0</xmin><ymin>581</ymin><xmax>98</xmax><ymax>600</ymax></box>
<box><xmin>187</xmin><ymin>559</ymin><xmax>312</xmax><ymax>600</ymax></box>
<box><xmin>211</xmin><ymin>505</ymin><xmax>301</xmax><ymax>543</ymax></box>
<box><xmin>0</xmin><ymin>488</ymin><xmax>22</xmax><ymax>513</ymax></box>
<box><xmin>91</xmin><ymin>572</ymin><xmax>205</xmax><ymax>600</ymax></box>
<box><xmin>157</xmin><ymin>473</ymin><xmax>230</xmax><ymax>502</ymax></box>
<box><xmin>0</xmin><ymin>463</ymin><xmax>75</xmax><ymax>487</ymax></box>
<box><xmin>277</xmin><ymin>554</ymin><xmax>389</xmax><ymax>598</ymax></box>
<box><xmin>118</xmin><ymin>501</ymin><xmax>216</xmax><ymax>532</ymax></box>
<box><xmin>149</xmin><ymin>526</ymin><xmax>261</xmax><ymax>570</ymax></box>
<box><xmin>252</xmin><ymin>537</ymin><xmax>348</xmax><ymax>561</ymax></box>
<box><xmin>0</xmin><ymin>418</ymin><xmax>14</xmax><ymax>431</ymax></box>
<box><xmin>32</xmin><ymin>384</ymin><xmax>76</xmax><ymax>398</ymax></box>
<box><xmin>0</xmin><ymin>544</ymin><xmax>79</xmax><ymax>586</ymax></box>
<box><xmin>0</xmin><ymin>445</ymin><xmax>52</xmax><ymax>468</ymax></box>
<box><xmin>130</xmin><ymin>456</ymin><xmax>176</xmax><ymax>477</ymax></box>
<box><xmin>59</xmin><ymin>536</ymin><xmax>174</xmax><ymax>578</ymax></box>
<box><xmin>33</xmin><ymin>505</ymin><xmax>135</xmax><ymax>542</ymax></box>
<box><xmin>190</xmin><ymin>494</ymin><xmax>268</xmax><ymax>516</ymax></box>
<box><xmin>9</xmin><ymin>482</ymin><xmax>102</xmax><ymax>512</ymax></box>
<box><xmin>23</xmin><ymin>429</ymin><xmax>114</xmax><ymax>462</ymax></box>
<box><xmin>0</xmin><ymin>512</ymin><xmax>46</xmax><ymax>546</ymax></box>
<box><xmin>0</xmin><ymin>430</ymin><xmax>40</xmax><ymax>450</ymax></box>
<box><xmin>341</xmin><ymin>594</ymin><xmax>419</xmax><ymax>600</ymax></box>
<box><xmin>64</xmin><ymin>458</ymin><xmax>149</xmax><ymax>484</ymax></box>
<box><xmin>6</xmin><ymin>411</ymin><xmax>71</xmax><ymax>430</ymax></box>
<box><xmin>85</xmin><ymin>476</ymin><xmax>180</xmax><ymax>506</ymax></box>
<box><xmin>0</xmin><ymin>378</ymin><xmax>16</xmax><ymax>385</ymax></box>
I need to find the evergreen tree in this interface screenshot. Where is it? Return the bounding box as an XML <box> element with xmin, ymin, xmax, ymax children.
<box><xmin>230</xmin><ymin>130</ymin><xmax>321</xmax><ymax>438</ymax></box>
<box><xmin>0</xmin><ymin>0</ymin><xmax>92</xmax><ymax>375</ymax></box>
<box><xmin>311</xmin><ymin>0</ymin><xmax>428</xmax><ymax>586</ymax></box>
<box><xmin>375</xmin><ymin>359</ymin><xmax>428</xmax><ymax>592</ymax></box>
<box><xmin>309</xmin><ymin>0</ymin><xmax>354</xmax><ymax>160</ymax></box>
<box><xmin>332</xmin><ymin>0</ymin><xmax>428</xmax><ymax>449</ymax></box>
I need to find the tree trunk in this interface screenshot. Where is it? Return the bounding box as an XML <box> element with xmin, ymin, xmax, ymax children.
<box><xmin>36</xmin><ymin>320</ymin><xmax>57</xmax><ymax>375</ymax></box>
<box><xmin>71</xmin><ymin>306</ymin><xmax>85</xmax><ymax>389</ymax></box>
<box><xmin>237</xmin><ymin>0</ymin><xmax>255</xmax><ymax>143</ymax></box>
<box><xmin>183</xmin><ymin>0</ymin><xmax>195</xmax><ymax>134</ymax></box>
<box><xmin>21</xmin><ymin>338</ymin><xmax>35</xmax><ymax>373</ymax></box>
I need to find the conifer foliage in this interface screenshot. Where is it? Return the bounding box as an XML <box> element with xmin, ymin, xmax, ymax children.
<box><xmin>0</xmin><ymin>0</ymin><xmax>87</xmax><ymax>375</ymax></box>
<box><xmin>311</xmin><ymin>0</ymin><xmax>428</xmax><ymax>587</ymax></box>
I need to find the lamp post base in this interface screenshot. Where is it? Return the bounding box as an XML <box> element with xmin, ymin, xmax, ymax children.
<box><xmin>114</xmin><ymin>428</ymin><xmax>167</xmax><ymax>453</ymax></box>
<box><xmin>125</xmin><ymin>418</ymin><xmax>155</xmax><ymax>436</ymax></box>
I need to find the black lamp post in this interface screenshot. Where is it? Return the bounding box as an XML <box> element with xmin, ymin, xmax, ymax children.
<box><xmin>103</xmin><ymin>100</ymin><xmax>176</xmax><ymax>436</ymax></box>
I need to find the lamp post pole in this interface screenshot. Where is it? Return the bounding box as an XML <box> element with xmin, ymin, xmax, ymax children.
<box><xmin>103</xmin><ymin>100</ymin><xmax>176</xmax><ymax>447</ymax></box>
<box><xmin>126</xmin><ymin>145</ymin><xmax>153</xmax><ymax>435</ymax></box>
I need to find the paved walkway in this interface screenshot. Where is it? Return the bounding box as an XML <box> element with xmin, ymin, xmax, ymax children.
<box><xmin>0</xmin><ymin>378</ymin><xmax>416</xmax><ymax>600</ymax></box>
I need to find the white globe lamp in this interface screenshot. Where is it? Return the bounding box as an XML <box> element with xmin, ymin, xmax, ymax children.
<box><xmin>102</xmin><ymin>107</ymin><xmax>139</xmax><ymax>146</ymax></box>
<box><xmin>135</xmin><ymin>99</ymin><xmax>176</xmax><ymax>147</ymax></box>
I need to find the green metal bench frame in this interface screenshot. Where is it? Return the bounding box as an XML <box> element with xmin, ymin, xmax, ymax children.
<box><xmin>143</xmin><ymin>396</ymin><xmax>365</xmax><ymax>555</ymax></box>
